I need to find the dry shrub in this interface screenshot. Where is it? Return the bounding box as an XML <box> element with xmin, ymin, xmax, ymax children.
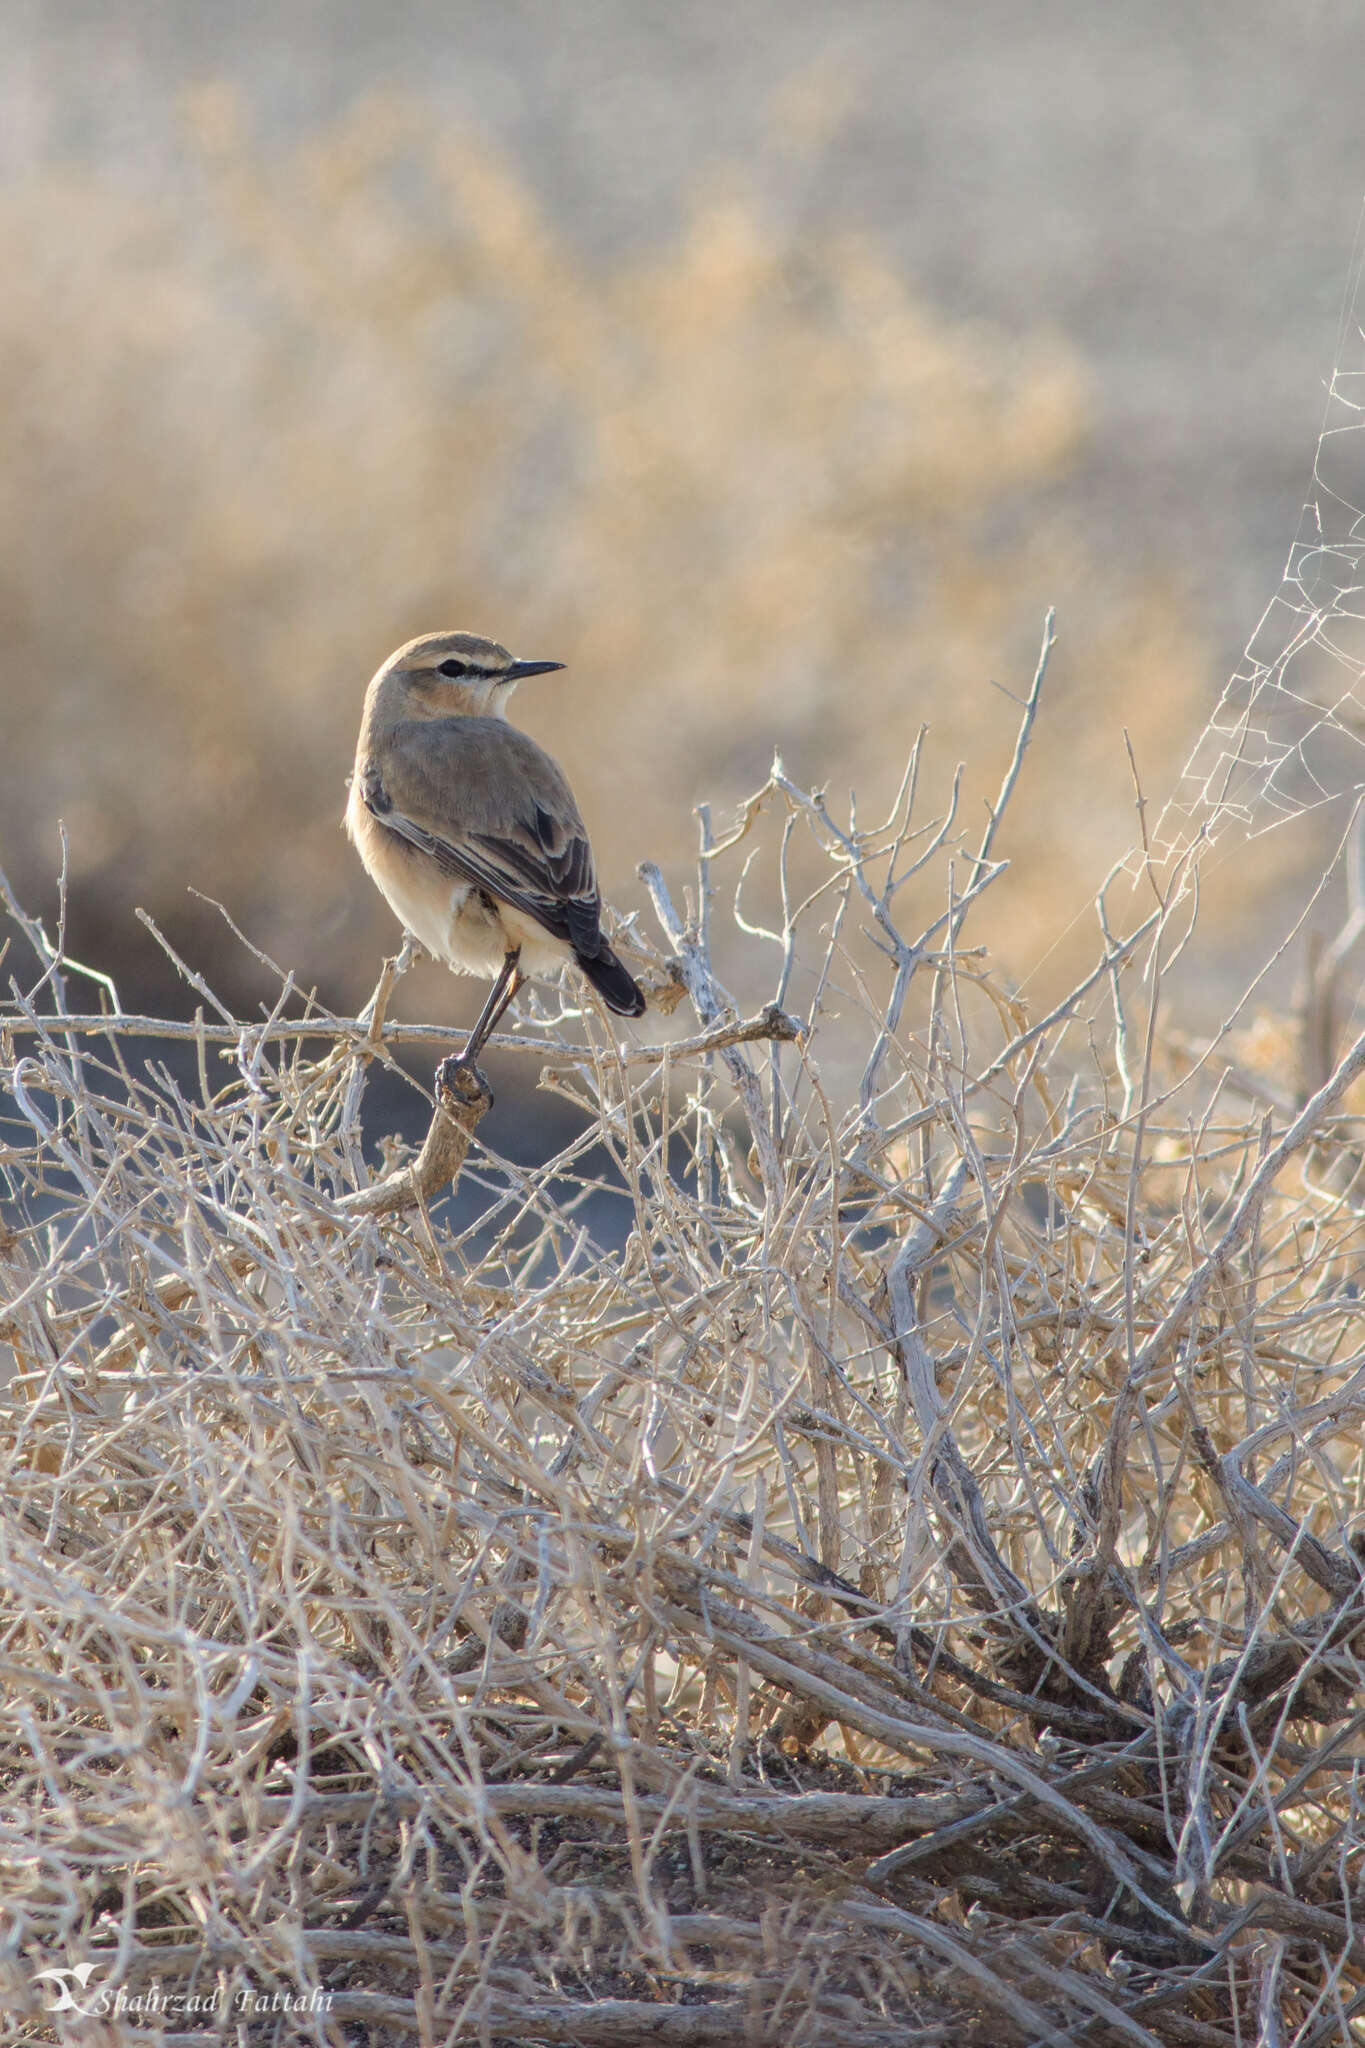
<box><xmin>4</xmin><ymin>660</ymin><xmax>1365</xmax><ymax>2046</ymax></box>
<box><xmin>0</xmin><ymin>85</ymin><xmax>1213</xmax><ymax>1016</ymax></box>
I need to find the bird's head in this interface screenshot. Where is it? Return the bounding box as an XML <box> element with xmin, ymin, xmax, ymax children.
<box><xmin>375</xmin><ymin>631</ymin><xmax>564</xmax><ymax>719</ymax></box>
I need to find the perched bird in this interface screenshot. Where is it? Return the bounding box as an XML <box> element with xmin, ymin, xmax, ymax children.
<box><xmin>346</xmin><ymin>630</ymin><xmax>645</xmax><ymax>1066</ymax></box>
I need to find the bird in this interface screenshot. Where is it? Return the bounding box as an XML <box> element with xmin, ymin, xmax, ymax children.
<box><xmin>346</xmin><ymin>630</ymin><xmax>645</xmax><ymax>1072</ymax></box>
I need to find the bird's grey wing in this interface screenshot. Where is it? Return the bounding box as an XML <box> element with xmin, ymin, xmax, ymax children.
<box><xmin>361</xmin><ymin>732</ymin><xmax>606</xmax><ymax>957</ymax></box>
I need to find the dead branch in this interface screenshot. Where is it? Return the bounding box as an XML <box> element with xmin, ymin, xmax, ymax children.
<box><xmin>6</xmin><ymin>721</ymin><xmax>1365</xmax><ymax>2045</ymax></box>
<box><xmin>333</xmin><ymin>1058</ymin><xmax>493</xmax><ymax>1219</ymax></box>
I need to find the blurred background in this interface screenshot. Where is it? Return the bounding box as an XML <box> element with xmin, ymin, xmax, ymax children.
<box><xmin>2</xmin><ymin>0</ymin><xmax>1363</xmax><ymax>1037</ymax></box>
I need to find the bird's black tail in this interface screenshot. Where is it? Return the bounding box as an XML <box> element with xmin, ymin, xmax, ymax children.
<box><xmin>577</xmin><ymin>944</ymin><xmax>646</xmax><ymax>1017</ymax></box>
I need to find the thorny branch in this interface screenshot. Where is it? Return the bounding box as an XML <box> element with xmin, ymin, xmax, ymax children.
<box><xmin>5</xmin><ymin>635</ymin><xmax>1365</xmax><ymax>2043</ymax></box>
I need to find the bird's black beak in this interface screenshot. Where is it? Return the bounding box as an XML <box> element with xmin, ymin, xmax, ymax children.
<box><xmin>506</xmin><ymin>659</ymin><xmax>565</xmax><ymax>681</ymax></box>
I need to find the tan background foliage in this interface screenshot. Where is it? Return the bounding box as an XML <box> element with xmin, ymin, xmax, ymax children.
<box><xmin>0</xmin><ymin>78</ymin><xmax>1259</xmax><ymax>1027</ymax></box>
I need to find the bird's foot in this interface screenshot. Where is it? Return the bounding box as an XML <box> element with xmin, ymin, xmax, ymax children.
<box><xmin>435</xmin><ymin>1053</ymin><xmax>494</xmax><ymax>1115</ymax></box>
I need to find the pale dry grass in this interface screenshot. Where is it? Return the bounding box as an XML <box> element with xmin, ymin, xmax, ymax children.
<box><xmin>5</xmin><ymin>653</ymin><xmax>1365</xmax><ymax>2045</ymax></box>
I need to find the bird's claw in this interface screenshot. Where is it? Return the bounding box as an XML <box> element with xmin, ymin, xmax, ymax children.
<box><xmin>434</xmin><ymin>1054</ymin><xmax>494</xmax><ymax>1113</ymax></box>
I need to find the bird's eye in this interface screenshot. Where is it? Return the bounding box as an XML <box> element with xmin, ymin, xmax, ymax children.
<box><xmin>437</xmin><ymin>658</ymin><xmax>468</xmax><ymax>679</ymax></box>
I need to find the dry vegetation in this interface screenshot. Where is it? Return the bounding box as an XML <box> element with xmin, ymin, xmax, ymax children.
<box><xmin>6</xmin><ymin>638</ymin><xmax>1365</xmax><ymax>2046</ymax></box>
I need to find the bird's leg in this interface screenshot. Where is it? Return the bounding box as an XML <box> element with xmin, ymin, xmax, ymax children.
<box><xmin>444</xmin><ymin>950</ymin><xmax>524</xmax><ymax>1080</ymax></box>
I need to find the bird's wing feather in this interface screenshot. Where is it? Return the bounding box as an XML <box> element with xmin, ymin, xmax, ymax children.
<box><xmin>361</xmin><ymin>720</ymin><xmax>606</xmax><ymax>957</ymax></box>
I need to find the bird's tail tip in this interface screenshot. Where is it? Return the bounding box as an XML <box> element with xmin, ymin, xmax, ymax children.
<box><xmin>578</xmin><ymin>947</ymin><xmax>647</xmax><ymax>1018</ymax></box>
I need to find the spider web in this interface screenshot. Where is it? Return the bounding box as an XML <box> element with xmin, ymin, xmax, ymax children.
<box><xmin>1156</xmin><ymin>195</ymin><xmax>1365</xmax><ymax>856</ymax></box>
